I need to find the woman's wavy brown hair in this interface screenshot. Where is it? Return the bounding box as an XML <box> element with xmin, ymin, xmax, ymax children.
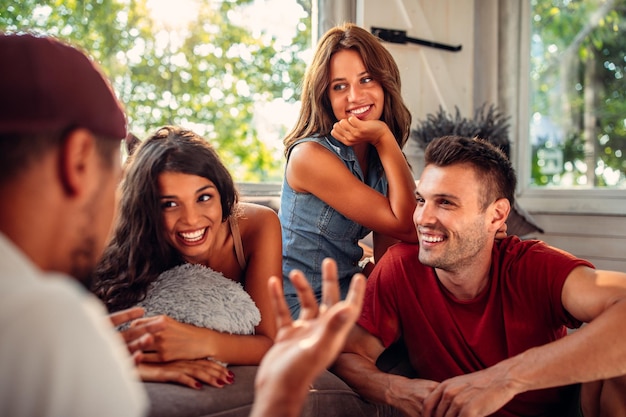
<box><xmin>91</xmin><ymin>126</ymin><xmax>238</xmax><ymax>312</ymax></box>
<box><xmin>283</xmin><ymin>23</ymin><xmax>411</xmax><ymax>153</ymax></box>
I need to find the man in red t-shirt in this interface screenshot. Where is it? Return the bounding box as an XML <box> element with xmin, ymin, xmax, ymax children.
<box><xmin>333</xmin><ymin>135</ymin><xmax>626</xmax><ymax>416</ymax></box>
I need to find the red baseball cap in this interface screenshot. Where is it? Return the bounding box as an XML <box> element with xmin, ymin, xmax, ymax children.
<box><xmin>0</xmin><ymin>33</ymin><xmax>127</xmax><ymax>139</ymax></box>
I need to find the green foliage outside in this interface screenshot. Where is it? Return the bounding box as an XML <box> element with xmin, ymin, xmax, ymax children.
<box><xmin>530</xmin><ymin>0</ymin><xmax>626</xmax><ymax>187</ymax></box>
<box><xmin>0</xmin><ymin>0</ymin><xmax>312</xmax><ymax>182</ymax></box>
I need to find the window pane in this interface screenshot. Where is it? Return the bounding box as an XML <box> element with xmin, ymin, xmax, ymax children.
<box><xmin>530</xmin><ymin>0</ymin><xmax>626</xmax><ymax>188</ymax></box>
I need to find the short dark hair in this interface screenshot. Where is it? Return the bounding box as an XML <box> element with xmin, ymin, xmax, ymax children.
<box><xmin>424</xmin><ymin>135</ymin><xmax>517</xmax><ymax>209</ymax></box>
<box><xmin>0</xmin><ymin>129</ymin><xmax>119</xmax><ymax>186</ymax></box>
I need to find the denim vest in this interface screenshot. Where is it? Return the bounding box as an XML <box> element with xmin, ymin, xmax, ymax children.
<box><xmin>279</xmin><ymin>135</ymin><xmax>388</xmax><ymax>317</ymax></box>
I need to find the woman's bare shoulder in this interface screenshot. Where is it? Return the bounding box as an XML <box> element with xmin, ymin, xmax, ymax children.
<box><xmin>234</xmin><ymin>203</ymin><xmax>281</xmax><ymax>263</ymax></box>
<box><xmin>236</xmin><ymin>202</ymin><xmax>280</xmax><ymax>232</ymax></box>
<box><xmin>237</xmin><ymin>201</ymin><xmax>278</xmax><ymax>217</ymax></box>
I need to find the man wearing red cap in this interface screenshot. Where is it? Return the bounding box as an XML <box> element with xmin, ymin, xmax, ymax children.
<box><xmin>0</xmin><ymin>33</ymin><xmax>156</xmax><ymax>417</ymax></box>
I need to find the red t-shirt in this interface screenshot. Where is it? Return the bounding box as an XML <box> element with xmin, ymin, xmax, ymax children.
<box><xmin>358</xmin><ymin>236</ymin><xmax>594</xmax><ymax>416</ymax></box>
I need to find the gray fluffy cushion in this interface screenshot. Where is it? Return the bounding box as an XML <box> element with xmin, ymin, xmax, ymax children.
<box><xmin>136</xmin><ymin>263</ymin><xmax>260</xmax><ymax>335</ymax></box>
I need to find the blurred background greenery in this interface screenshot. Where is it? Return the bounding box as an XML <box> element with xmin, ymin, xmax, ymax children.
<box><xmin>1</xmin><ymin>0</ymin><xmax>312</xmax><ymax>182</ymax></box>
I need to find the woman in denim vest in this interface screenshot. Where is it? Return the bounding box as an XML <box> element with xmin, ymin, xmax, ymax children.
<box><xmin>279</xmin><ymin>23</ymin><xmax>417</xmax><ymax>317</ymax></box>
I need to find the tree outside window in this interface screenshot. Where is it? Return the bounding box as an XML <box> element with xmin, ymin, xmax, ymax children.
<box><xmin>530</xmin><ymin>0</ymin><xmax>626</xmax><ymax>188</ymax></box>
<box><xmin>1</xmin><ymin>0</ymin><xmax>312</xmax><ymax>182</ymax></box>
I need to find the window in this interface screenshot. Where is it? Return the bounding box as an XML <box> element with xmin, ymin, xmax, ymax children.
<box><xmin>516</xmin><ymin>0</ymin><xmax>625</xmax><ymax>215</ymax></box>
<box><xmin>528</xmin><ymin>0</ymin><xmax>625</xmax><ymax>189</ymax></box>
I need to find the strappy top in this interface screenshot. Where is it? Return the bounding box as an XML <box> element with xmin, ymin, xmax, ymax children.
<box><xmin>228</xmin><ymin>216</ymin><xmax>246</xmax><ymax>271</ymax></box>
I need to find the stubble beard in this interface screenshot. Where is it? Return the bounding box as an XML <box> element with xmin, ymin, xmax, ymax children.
<box><xmin>70</xmin><ymin>235</ymin><xmax>98</xmax><ymax>290</ymax></box>
<box><xmin>419</xmin><ymin>219</ymin><xmax>489</xmax><ymax>273</ymax></box>
<box><xmin>69</xmin><ymin>198</ymin><xmax>103</xmax><ymax>290</ymax></box>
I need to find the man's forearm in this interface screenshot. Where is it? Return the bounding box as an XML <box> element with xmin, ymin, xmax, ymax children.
<box><xmin>333</xmin><ymin>352</ymin><xmax>440</xmax><ymax>416</ymax></box>
<box><xmin>333</xmin><ymin>352</ymin><xmax>405</xmax><ymax>406</ymax></box>
<box><xmin>505</xmin><ymin>297</ymin><xmax>626</xmax><ymax>393</ymax></box>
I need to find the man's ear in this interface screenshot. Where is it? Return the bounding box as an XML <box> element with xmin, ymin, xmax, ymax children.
<box><xmin>59</xmin><ymin>128</ymin><xmax>97</xmax><ymax>197</ymax></box>
<box><xmin>490</xmin><ymin>198</ymin><xmax>511</xmax><ymax>231</ymax></box>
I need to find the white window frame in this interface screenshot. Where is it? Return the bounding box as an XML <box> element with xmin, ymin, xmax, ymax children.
<box><xmin>515</xmin><ymin>1</ymin><xmax>626</xmax><ymax>216</ymax></box>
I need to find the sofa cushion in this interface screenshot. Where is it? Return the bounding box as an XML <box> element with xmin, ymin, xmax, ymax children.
<box><xmin>145</xmin><ymin>365</ymin><xmax>379</xmax><ymax>417</ymax></box>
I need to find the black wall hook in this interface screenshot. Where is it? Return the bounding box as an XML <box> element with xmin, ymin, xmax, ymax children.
<box><xmin>371</xmin><ymin>27</ymin><xmax>462</xmax><ymax>52</ymax></box>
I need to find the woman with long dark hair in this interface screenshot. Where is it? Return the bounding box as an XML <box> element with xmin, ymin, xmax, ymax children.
<box><xmin>92</xmin><ymin>126</ymin><xmax>281</xmax><ymax>389</ymax></box>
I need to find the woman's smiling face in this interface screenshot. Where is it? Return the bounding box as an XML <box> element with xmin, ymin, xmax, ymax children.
<box><xmin>158</xmin><ymin>171</ymin><xmax>223</xmax><ymax>264</ymax></box>
<box><xmin>327</xmin><ymin>48</ymin><xmax>384</xmax><ymax>122</ymax></box>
